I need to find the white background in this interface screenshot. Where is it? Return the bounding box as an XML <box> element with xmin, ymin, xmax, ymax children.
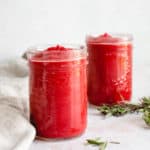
<box><xmin>0</xmin><ymin>0</ymin><xmax>150</xmax><ymax>63</ymax></box>
<box><xmin>1</xmin><ymin>1</ymin><xmax>150</xmax><ymax>150</ymax></box>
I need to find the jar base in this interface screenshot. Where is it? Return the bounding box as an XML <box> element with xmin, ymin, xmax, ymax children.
<box><xmin>35</xmin><ymin>129</ymin><xmax>86</xmax><ymax>140</ymax></box>
<box><xmin>88</xmin><ymin>98</ymin><xmax>131</xmax><ymax>106</ymax></box>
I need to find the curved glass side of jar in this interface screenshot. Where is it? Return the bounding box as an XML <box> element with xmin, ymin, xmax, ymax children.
<box><xmin>27</xmin><ymin>44</ymin><xmax>87</xmax><ymax>138</ymax></box>
<box><xmin>86</xmin><ymin>34</ymin><xmax>133</xmax><ymax>105</ymax></box>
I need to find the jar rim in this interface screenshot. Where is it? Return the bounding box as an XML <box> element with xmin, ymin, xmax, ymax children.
<box><xmin>86</xmin><ymin>33</ymin><xmax>133</xmax><ymax>45</ymax></box>
<box><xmin>27</xmin><ymin>43</ymin><xmax>85</xmax><ymax>51</ymax></box>
<box><xmin>27</xmin><ymin>44</ymin><xmax>87</xmax><ymax>62</ymax></box>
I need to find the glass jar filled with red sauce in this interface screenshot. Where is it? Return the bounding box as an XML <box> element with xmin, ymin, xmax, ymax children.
<box><xmin>86</xmin><ymin>33</ymin><xmax>133</xmax><ymax>105</ymax></box>
<box><xmin>27</xmin><ymin>44</ymin><xmax>87</xmax><ymax>138</ymax></box>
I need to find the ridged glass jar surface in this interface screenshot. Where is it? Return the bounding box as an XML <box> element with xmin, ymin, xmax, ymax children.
<box><xmin>28</xmin><ymin>44</ymin><xmax>87</xmax><ymax>138</ymax></box>
<box><xmin>86</xmin><ymin>33</ymin><xmax>133</xmax><ymax>105</ymax></box>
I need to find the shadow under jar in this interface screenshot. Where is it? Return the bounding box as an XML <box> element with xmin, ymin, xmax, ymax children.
<box><xmin>86</xmin><ymin>33</ymin><xmax>133</xmax><ymax>105</ymax></box>
<box><xmin>28</xmin><ymin>45</ymin><xmax>87</xmax><ymax>139</ymax></box>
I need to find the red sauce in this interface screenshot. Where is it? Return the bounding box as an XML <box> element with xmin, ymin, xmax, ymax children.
<box><xmin>29</xmin><ymin>45</ymin><xmax>87</xmax><ymax>138</ymax></box>
<box><xmin>87</xmin><ymin>33</ymin><xmax>132</xmax><ymax>105</ymax></box>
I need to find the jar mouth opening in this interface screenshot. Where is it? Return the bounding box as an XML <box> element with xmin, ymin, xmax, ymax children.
<box><xmin>27</xmin><ymin>43</ymin><xmax>85</xmax><ymax>51</ymax></box>
<box><xmin>86</xmin><ymin>33</ymin><xmax>133</xmax><ymax>45</ymax></box>
<box><xmin>27</xmin><ymin>44</ymin><xmax>87</xmax><ymax>62</ymax></box>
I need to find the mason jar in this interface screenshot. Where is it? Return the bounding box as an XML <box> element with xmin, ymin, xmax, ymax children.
<box><xmin>27</xmin><ymin>44</ymin><xmax>87</xmax><ymax>138</ymax></box>
<box><xmin>86</xmin><ymin>33</ymin><xmax>133</xmax><ymax>105</ymax></box>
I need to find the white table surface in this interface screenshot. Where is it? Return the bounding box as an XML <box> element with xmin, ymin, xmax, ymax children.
<box><xmin>29</xmin><ymin>64</ymin><xmax>150</xmax><ymax>150</ymax></box>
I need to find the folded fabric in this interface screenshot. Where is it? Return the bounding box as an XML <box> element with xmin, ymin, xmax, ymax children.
<box><xmin>0</xmin><ymin>58</ymin><xmax>35</xmax><ymax>150</ymax></box>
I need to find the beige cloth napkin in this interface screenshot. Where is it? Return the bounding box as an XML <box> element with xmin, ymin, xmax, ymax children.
<box><xmin>0</xmin><ymin>58</ymin><xmax>35</xmax><ymax>150</ymax></box>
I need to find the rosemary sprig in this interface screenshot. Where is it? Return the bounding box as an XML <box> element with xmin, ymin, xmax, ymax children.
<box><xmin>86</xmin><ymin>138</ymin><xmax>119</xmax><ymax>150</ymax></box>
<box><xmin>97</xmin><ymin>103</ymin><xmax>141</xmax><ymax>116</ymax></box>
<box><xmin>86</xmin><ymin>138</ymin><xmax>107</xmax><ymax>150</ymax></box>
<box><xmin>97</xmin><ymin>97</ymin><xmax>150</xmax><ymax>126</ymax></box>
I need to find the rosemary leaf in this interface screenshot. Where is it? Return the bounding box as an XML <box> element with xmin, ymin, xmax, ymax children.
<box><xmin>143</xmin><ymin>109</ymin><xmax>150</xmax><ymax>126</ymax></box>
<box><xmin>99</xmin><ymin>142</ymin><xmax>107</xmax><ymax>150</ymax></box>
<box><xmin>87</xmin><ymin>138</ymin><xmax>103</xmax><ymax>145</ymax></box>
<box><xmin>109</xmin><ymin>141</ymin><xmax>120</xmax><ymax>144</ymax></box>
<box><xmin>86</xmin><ymin>138</ymin><xmax>119</xmax><ymax>150</ymax></box>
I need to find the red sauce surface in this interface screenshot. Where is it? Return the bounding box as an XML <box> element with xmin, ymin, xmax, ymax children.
<box><xmin>29</xmin><ymin>45</ymin><xmax>87</xmax><ymax>138</ymax></box>
<box><xmin>87</xmin><ymin>33</ymin><xmax>132</xmax><ymax>105</ymax></box>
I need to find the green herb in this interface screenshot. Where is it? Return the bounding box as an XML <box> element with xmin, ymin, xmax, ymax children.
<box><xmin>109</xmin><ymin>141</ymin><xmax>120</xmax><ymax>144</ymax></box>
<box><xmin>97</xmin><ymin>103</ymin><xmax>140</xmax><ymax>116</ymax></box>
<box><xmin>86</xmin><ymin>138</ymin><xmax>119</xmax><ymax>150</ymax></box>
<box><xmin>86</xmin><ymin>138</ymin><xmax>107</xmax><ymax>150</ymax></box>
<box><xmin>143</xmin><ymin>109</ymin><xmax>150</xmax><ymax>126</ymax></box>
<box><xmin>97</xmin><ymin>97</ymin><xmax>150</xmax><ymax>126</ymax></box>
<box><xmin>100</xmin><ymin>142</ymin><xmax>107</xmax><ymax>150</ymax></box>
<box><xmin>87</xmin><ymin>138</ymin><xmax>103</xmax><ymax>145</ymax></box>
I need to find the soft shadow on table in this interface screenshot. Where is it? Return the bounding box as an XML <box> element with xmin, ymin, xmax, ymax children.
<box><xmin>88</xmin><ymin>103</ymin><xmax>97</xmax><ymax>109</ymax></box>
<box><xmin>35</xmin><ymin>132</ymin><xmax>86</xmax><ymax>143</ymax></box>
<box><xmin>88</xmin><ymin>103</ymin><xmax>104</xmax><ymax>117</ymax></box>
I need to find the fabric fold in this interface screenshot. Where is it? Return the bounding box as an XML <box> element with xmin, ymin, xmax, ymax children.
<box><xmin>0</xmin><ymin>58</ymin><xmax>36</xmax><ymax>150</ymax></box>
